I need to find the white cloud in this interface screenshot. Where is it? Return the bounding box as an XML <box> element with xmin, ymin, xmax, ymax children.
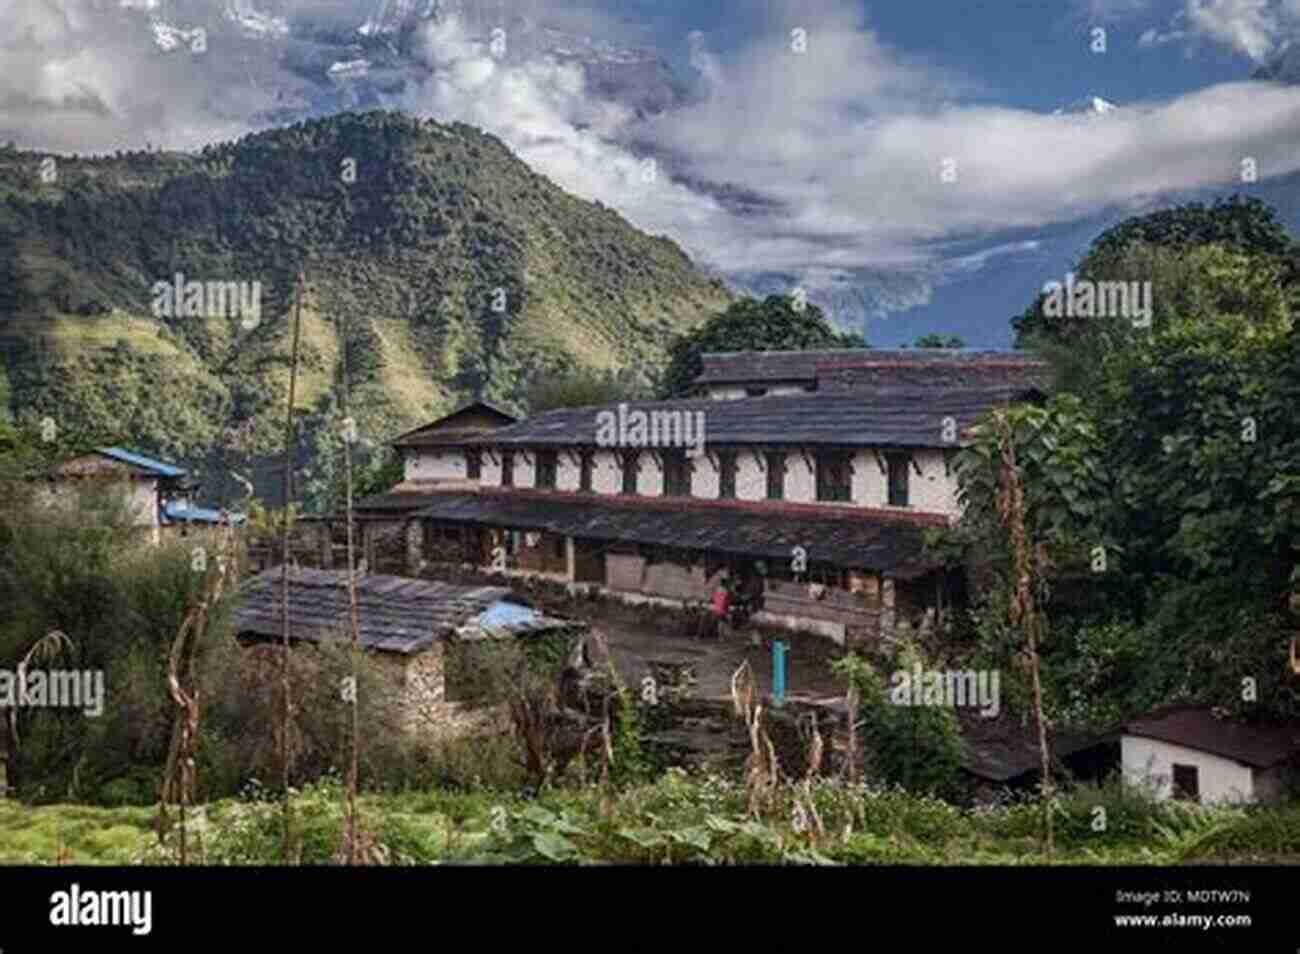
<box><xmin>1140</xmin><ymin>0</ymin><xmax>1300</xmax><ymax>61</ymax></box>
<box><xmin>5</xmin><ymin>0</ymin><xmax>1300</xmax><ymax>320</ymax></box>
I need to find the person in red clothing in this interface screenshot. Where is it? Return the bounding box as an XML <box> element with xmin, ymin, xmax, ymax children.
<box><xmin>710</xmin><ymin>577</ymin><xmax>732</xmax><ymax>639</ymax></box>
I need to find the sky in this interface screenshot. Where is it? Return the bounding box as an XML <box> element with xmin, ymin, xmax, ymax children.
<box><xmin>4</xmin><ymin>0</ymin><xmax>1300</xmax><ymax>346</ymax></box>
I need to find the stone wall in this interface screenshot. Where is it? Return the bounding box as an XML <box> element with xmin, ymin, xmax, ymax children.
<box><xmin>372</xmin><ymin>646</ymin><xmax>513</xmax><ymax>742</ymax></box>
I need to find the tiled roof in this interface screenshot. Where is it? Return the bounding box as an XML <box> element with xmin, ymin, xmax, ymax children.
<box><xmin>231</xmin><ymin>567</ymin><xmax>514</xmax><ymax>654</ymax></box>
<box><xmin>460</xmin><ymin>387</ymin><xmax>1031</xmax><ymax>450</ymax></box>
<box><xmin>696</xmin><ymin>348</ymin><xmax>1048</xmax><ymax>392</ymax></box>
<box><xmin>1124</xmin><ymin>706</ymin><xmax>1300</xmax><ymax>768</ymax></box>
<box><xmin>413</xmin><ymin>488</ymin><xmax>945</xmax><ymax>577</ymax></box>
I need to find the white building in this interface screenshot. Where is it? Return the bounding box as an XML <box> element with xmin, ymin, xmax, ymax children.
<box><xmin>1122</xmin><ymin>706</ymin><xmax>1300</xmax><ymax>805</ymax></box>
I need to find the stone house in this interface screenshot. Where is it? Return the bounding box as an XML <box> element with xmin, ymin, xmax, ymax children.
<box><xmin>1121</xmin><ymin>705</ymin><xmax>1300</xmax><ymax>805</ymax></box>
<box><xmin>350</xmin><ymin>349</ymin><xmax>1048</xmax><ymax>647</ymax></box>
<box><xmin>230</xmin><ymin>565</ymin><xmax>587</xmax><ymax>739</ymax></box>
<box><xmin>38</xmin><ymin>446</ymin><xmax>243</xmax><ymax>545</ymax></box>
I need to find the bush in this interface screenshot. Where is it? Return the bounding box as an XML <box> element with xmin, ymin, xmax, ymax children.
<box><xmin>833</xmin><ymin>650</ymin><xmax>966</xmax><ymax>801</ymax></box>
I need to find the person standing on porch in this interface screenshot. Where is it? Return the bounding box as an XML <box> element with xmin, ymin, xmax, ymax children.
<box><xmin>711</xmin><ymin>576</ymin><xmax>732</xmax><ymax>639</ymax></box>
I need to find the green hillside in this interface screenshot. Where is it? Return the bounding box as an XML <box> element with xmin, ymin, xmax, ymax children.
<box><xmin>0</xmin><ymin>111</ymin><xmax>732</xmax><ymax>504</ymax></box>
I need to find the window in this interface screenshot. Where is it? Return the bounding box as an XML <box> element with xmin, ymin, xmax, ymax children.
<box><xmin>816</xmin><ymin>451</ymin><xmax>853</xmax><ymax>503</ymax></box>
<box><xmin>886</xmin><ymin>453</ymin><xmax>910</xmax><ymax>507</ymax></box>
<box><xmin>465</xmin><ymin>449</ymin><xmax>481</xmax><ymax>480</ymax></box>
<box><xmin>766</xmin><ymin>452</ymin><xmax>786</xmax><ymax>500</ymax></box>
<box><xmin>662</xmin><ymin>448</ymin><xmax>691</xmax><ymax>497</ymax></box>
<box><xmin>1172</xmin><ymin>764</ymin><xmax>1200</xmax><ymax>802</ymax></box>
<box><xmin>621</xmin><ymin>451</ymin><xmax>639</xmax><ymax>495</ymax></box>
<box><xmin>553</xmin><ymin>535</ymin><xmax>566</xmax><ymax>560</ymax></box>
<box><xmin>535</xmin><ymin>450</ymin><xmax>557</xmax><ymax>490</ymax></box>
<box><xmin>579</xmin><ymin>450</ymin><xmax>594</xmax><ymax>492</ymax></box>
<box><xmin>745</xmin><ymin>387</ymin><xmax>768</xmax><ymax>397</ymax></box>
<box><xmin>718</xmin><ymin>451</ymin><xmax>737</xmax><ymax>499</ymax></box>
<box><xmin>501</xmin><ymin>451</ymin><xmax>514</xmax><ymax>487</ymax></box>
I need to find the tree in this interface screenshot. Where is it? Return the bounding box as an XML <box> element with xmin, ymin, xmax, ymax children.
<box><xmin>1015</xmin><ymin>197</ymin><xmax>1299</xmax><ymax>348</ymax></box>
<box><xmin>833</xmin><ymin>650</ymin><xmax>965</xmax><ymax>801</ymax></box>
<box><xmin>656</xmin><ymin>294</ymin><xmax>868</xmax><ymax>398</ymax></box>
<box><xmin>912</xmin><ymin>334</ymin><xmax>964</xmax><ymax>348</ymax></box>
<box><xmin>525</xmin><ymin>365</ymin><xmax>651</xmax><ymax>412</ymax></box>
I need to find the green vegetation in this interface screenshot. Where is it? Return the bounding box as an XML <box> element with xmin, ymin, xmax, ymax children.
<box><xmin>911</xmin><ymin>334</ymin><xmax>965</xmax><ymax>348</ymax></box>
<box><xmin>0</xmin><ymin>111</ymin><xmax>732</xmax><ymax>507</ymax></box>
<box><xmin>6</xmin><ymin>772</ymin><xmax>1300</xmax><ymax>865</ymax></box>
<box><xmin>524</xmin><ymin>365</ymin><xmax>653</xmax><ymax>412</ymax></box>
<box><xmin>656</xmin><ymin>293</ymin><xmax>867</xmax><ymax>398</ymax></box>
<box><xmin>940</xmin><ymin>195</ymin><xmax>1300</xmax><ymax>731</ymax></box>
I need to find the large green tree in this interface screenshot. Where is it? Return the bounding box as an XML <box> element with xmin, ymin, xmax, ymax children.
<box><xmin>656</xmin><ymin>294</ymin><xmax>867</xmax><ymax>398</ymax></box>
<box><xmin>963</xmin><ymin>198</ymin><xmax>1300</xmax><ymax>725</ymax></box>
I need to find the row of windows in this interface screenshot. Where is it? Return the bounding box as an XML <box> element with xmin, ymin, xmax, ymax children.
<box><xmin>465</xmin><ymin>448</ymin><xmax>913</xmax><ymax>506</ymax></box>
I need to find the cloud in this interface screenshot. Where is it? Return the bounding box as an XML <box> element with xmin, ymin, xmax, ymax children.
<box><xmin>1140</xmin><ymin>0</ymin><xmax>1300</xmax><ymax>61</ymax></box>
<box><xmin>5</xmin><ymin>0</ymin><xmax>1300</xmax><ymax>324</ymax></box>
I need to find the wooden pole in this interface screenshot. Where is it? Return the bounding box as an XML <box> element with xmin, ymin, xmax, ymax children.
<box><xmin>337</xmin><ymin>312</ymin><xmax>362</xmax><ymax>864</ymax></box>
<box><xmin>280</xmin><ymin>270</ymin><xmax>304</xmax><ymax>863</ymax></box>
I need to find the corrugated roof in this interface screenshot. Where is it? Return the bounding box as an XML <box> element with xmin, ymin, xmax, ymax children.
<box><xmin>162</xmin><ymin>501</ymin><xmax>245</xmax><ymax>525</ymax></box>
<box><xmin>1124</xmin><ymin>706</ymin><xmax>1300</xmax><ymax>768</ymax></box>
<box><xmin>461</xmin><ymin>388</ymin><xmax>1031</xmax><ymax>450</ymax></box>
<box><xmin>95</xmin><ymin>447</ymin><xmax>188</xmax><ymax>478</ymax></box>
<box><xmin>232</xmin><ymin>567</ymin><xmax>514</xmax><ymax>654</ymax></box>
<box><xmin>414</xmin><ymin>489</ymin><xmax>943</xmax><ymax>578</ymax></box>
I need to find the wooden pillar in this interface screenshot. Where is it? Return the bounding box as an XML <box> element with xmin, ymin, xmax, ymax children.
<box><xmin>406</xmin><ymin>518</ymin><xmax>422</xmax><ymax>576</ymax></box>
<box><xmin>880</xmin><ymin>575</ymin><xmax>895</xmax><ymax>638</ymax></box>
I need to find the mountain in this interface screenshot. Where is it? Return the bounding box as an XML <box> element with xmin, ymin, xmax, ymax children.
<box><xmin>1252</xmin><ymin>41</ymin><xmax>1300</xmax><ymax>84</ymax></box>
<box><xmin>113</xmin><ymin>0</ymin><xmax>688</xmax><ymax>123</ymax></box>
<box><xmin>1052</xmin><ymin>95</ymin><xmax>1118</xmax><ymax>117</ymax></box>
<box><xmin>0</xmin><ymin>111</ymin><xmax>731</xmax><ymax>505</ymax></box>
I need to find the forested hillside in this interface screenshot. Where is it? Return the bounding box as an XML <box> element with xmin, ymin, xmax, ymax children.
<box><xmin>0</xmin><ymin>111</ymin><xmax>732</xmax><ymax>505</ymax></box>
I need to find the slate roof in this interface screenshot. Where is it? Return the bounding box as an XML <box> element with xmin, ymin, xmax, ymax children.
<box><xmin>958</xmin><ymin>708</ymin><xmax>1118</xmax><ymax>783</ymax></box>
<box><xmin>459</xmin><ymin>387</ymin><xmax>1031</xmax><ymax>450</ymax></box>
<box><xmin>354</xmin><ymin>490</ymin><xmax>469</xmax><ymax>514</ymax></box>
<box><xmin>413</xmin><ymin>489</ymin><xmax>945</xmax><ymax>578</ymax></box>
<box><xmin>231</xmin><ymin>567</ymin><xmax>514</xmax><ymax>654</ymax></box>
<box><xmin>696</xmin><ymin>349</ymin><xmax>1048</xmax><ymax>392</ymax></box>
<box><xmin>1124</xmin><ymin>706</ymin><xmax>1300</xmax><ymax>769</ymax></box>
<box><xmin>392</xmin><ymin>401</ymin><xmax>518</xmax><ymax>448</ymax></box>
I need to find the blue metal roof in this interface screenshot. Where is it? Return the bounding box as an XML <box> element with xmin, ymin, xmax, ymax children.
<box><xmin>96</xmin><ymin>447</ymin><xmax>187</xmax><ymax>478</ymax></box>
<box><xmin>162</xmin><ymin>501</ymin><xmax>245</xmax><ymax>525</ymax></box>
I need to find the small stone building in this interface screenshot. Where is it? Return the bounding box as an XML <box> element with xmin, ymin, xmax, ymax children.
<box><xmin>231</xmin><ymin>566</ymin><xmax>587</xmax><ymax>740</ymax></box>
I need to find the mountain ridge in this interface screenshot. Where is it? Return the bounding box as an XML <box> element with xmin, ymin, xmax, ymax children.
<box><xmin>0</xmin><ymin>110</ymin><xmax>732</xmax><ymax>505</ymax></box>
